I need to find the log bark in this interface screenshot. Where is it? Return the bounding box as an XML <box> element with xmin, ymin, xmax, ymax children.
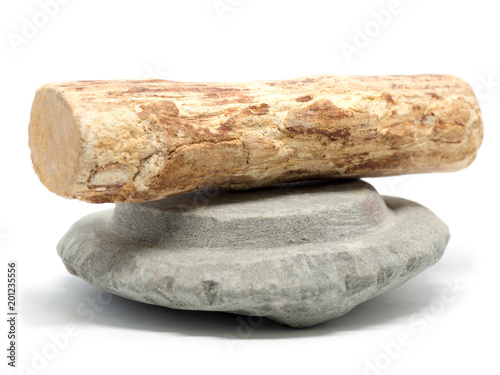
<box><xmin>28</xmin><ymin>74</ymin><xmax>483</xmax><ymax>203</ymax></box>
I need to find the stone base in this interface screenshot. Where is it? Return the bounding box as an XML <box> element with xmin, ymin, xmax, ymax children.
<box><xmin>57</xmin><ymin>179</ymin><xmax>449</xmax><ymax>328</ymax></box>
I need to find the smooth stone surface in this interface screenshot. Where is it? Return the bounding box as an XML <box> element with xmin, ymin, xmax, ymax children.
<box><xmin>57</xmin><ymin>179</ymin><xmax>449</xmax><ymax>327</ymax></box>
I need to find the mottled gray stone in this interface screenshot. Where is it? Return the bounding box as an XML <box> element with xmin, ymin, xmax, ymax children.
<box><xmin>57</xmin><ymin>179</ymin><xmax>449</xmax><ymax>328</ymax></box>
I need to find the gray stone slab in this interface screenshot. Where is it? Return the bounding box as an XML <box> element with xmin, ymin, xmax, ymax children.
<box><xmin>57</xmin><ymin>179</ymin><xmax>449</xmax><ymax>327</ymax></box>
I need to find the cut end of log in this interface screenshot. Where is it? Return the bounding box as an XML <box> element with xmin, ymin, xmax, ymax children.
<box><xmin>29</xmin><ymin>85</ymin><xmax>82</xmax><ymax>200</ymax></box>
<box><xmin>28</xmin><ymin>75</ymin><xmax>484</xmax><ymax>203</ymax></box>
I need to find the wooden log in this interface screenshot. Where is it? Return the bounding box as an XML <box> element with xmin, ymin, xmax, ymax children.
<box><xmin>28</xmin><ymin>74</ymin><xmax>483</xmax><ymax>203</ymax></box>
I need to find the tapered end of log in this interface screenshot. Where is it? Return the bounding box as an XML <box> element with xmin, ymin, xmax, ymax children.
<box><xmin>28</xmin><ymin>75</ymin><xmax>484</xmax><ymax>203</ymax></box>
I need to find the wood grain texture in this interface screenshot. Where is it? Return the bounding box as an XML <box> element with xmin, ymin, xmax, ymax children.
<box><xmin>28</xmin><ymin>74</ymin><xmax>483</xmax><ymax>203</ymax></box>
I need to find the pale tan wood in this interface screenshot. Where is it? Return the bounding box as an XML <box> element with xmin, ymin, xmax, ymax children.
<box><xmin>29</xmin><ymin>74</ymin><xmax>483</xmax><ymax>203</ymax></box>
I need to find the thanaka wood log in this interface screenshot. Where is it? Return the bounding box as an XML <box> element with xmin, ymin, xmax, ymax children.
<box><xmin>28</xmin><ymin>74</ymin><xmax>483</xmax><ymax>203</ymax></box>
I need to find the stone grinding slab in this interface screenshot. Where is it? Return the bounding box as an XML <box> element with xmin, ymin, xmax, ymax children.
<box><xmin>57</xmin><ymin>179</ymin><xmax>449</xmax><ymax>327</ymax></box>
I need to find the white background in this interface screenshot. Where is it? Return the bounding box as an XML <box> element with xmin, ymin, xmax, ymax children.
<box><xmin>1</xmin><ymin>0</ymin><xmax>499</xmax><ymax>374</ymax></box>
